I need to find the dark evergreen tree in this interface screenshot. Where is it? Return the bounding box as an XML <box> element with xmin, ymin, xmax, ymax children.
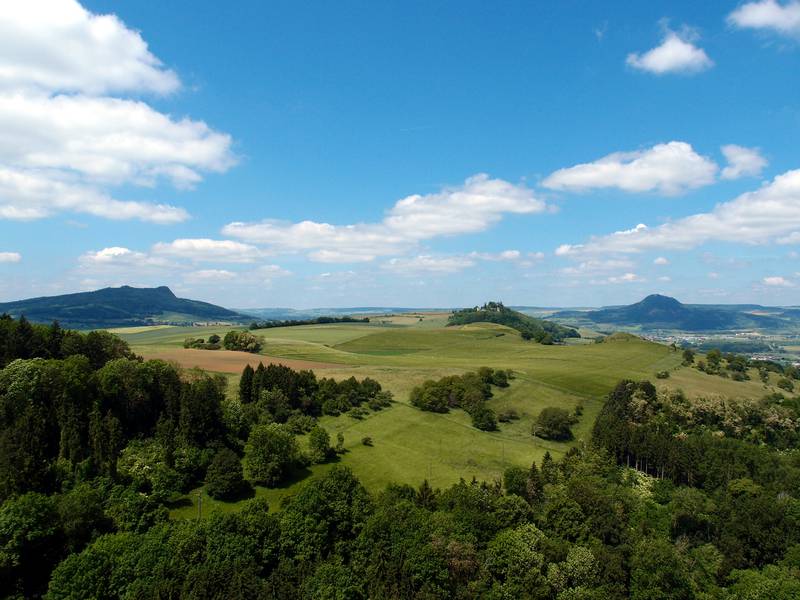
<box><xmin>239</xmin><ymin>364</ymin><xmax>255</xmax><ymax>404</ymax></box>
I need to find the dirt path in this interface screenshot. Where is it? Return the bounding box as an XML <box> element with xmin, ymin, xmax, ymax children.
<box><xmin>138</xmin><ymin>347</ymin><xmax>340</xmax><ymax>373</ymax></box>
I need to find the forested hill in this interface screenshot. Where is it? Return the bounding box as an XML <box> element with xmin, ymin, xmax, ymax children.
<box><xmin>0</xmin><ymin>285</ymin><xmax>246</xmax><ymax>329</ymax></box>
<box><xmin>448</xmin><ymin>302</ymin><xmax>580</xmax><ymax>343</ymax></box>
<box><xmin>553</xmin><ymin>294</ymin><xmax>795</xmax><ymax>332</ymax></box>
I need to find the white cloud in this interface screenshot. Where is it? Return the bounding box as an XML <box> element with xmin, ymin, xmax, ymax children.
<box><xmin>708</xmin><ymin>272</ymin><xmax>721</xmax><ymax>279</ymax></box>
<box><xmin>152</xmin><ymin>239</ymin><xmax>263</xmax><ymax>263</ymax></box>
<box><xmin>561</xmin><ymin>258</ymin><xmax>636</xmax><ymax>276</ymax></box>
<box><xmin>763</xmin><ymin>275</ymin><xmax>794</xmax><ymax>286</ymax></box>
<box><xmin>0</xmin><ymin>0</ymin><xmax>179</xmax><ymax>95</ymax></box>
<box><xmin>555</xmin><ymin>169</ymin><xmax>800</xmax><ymax>256</ymax></box>
<box><xmin>77</xmin><ymin>244</ymin><xmax>291</xmax><ymax>292</ymax></box>
<box><xmin>0</xmin><ymin>251</ymin><xmax>21</xmax><ymax>263</ymax></box>
<box><xmin>591</xmin><ymin>272</ymin><xmax>644</xmax><ymax>285</ymax></box>
<box><xmin>0</xmin><ymin>94</ymin><xmax>233</xmax><ymax>187</ymax></box>
<box><xmin>610</xmin><ymin>272</ymin><xmax>642</xmax><ymax>283</ymax></box>
<box><xmin>79</xmin><ymin>246</ymin><xmax>168</xmax><ymax>267</ymax></box>
<box><xmin>0</xmin><ymin>167</ymin><xmax>188</xmax><ymax>223</ymax></box>
<box><xmin>381</xmin><ymin>255</ymin><xmax>476</xmax><ymax>274</ymax></box>
<box><xmin>658</xmin><ymin>276</ymin><xmax>672</xmax><ymax>282</ymax></box>
<box><xmin>654</xmin><ymin>256</ymin><xmax>670</xmax><ymax>265</ymax></box>
<box><xmin>0</xmin><ymin>2</ymin><xmax>235</xmax><ymax>223</ymax></box>
<box><xmin>224</xmin><ymin>174</ymin><xmax>549</xmax><ymax>262</ymax></box>
<box><xmin>469</xmin><ymin>249</ymin><xmax>521</xmax><ymax>261</ymax></box>
<box><xmin>256</xmin><ymin>264</ymin><xmax>292</xmax><ymax>279</ymax></box>
<box><xmin>721</xmin><ymin>145</ymin><xmax>768</xmax><ymax>180</ymax></box>
<box><xmin>626</xmin><ymin>29</ymin><xmax>714</xmax><ymax>75</ymax></box>
<box><xmin>184</xmin><ymin>269</ymin><xmax>236</xmax><ymax>283</ymax></box>
<box><xmin>542</xmin><ymin>142</ymin><xmax>718</xmax><ymax>195</ymax></box>
<box><xmin>728</xmin><ymin>1</ymin><xmax>800</xmax><ymax>38</ymax></box>
<box><xmin>778</xmin><ymin>231</ymin><xmax>800</xmax><ymax>245</ymax></box>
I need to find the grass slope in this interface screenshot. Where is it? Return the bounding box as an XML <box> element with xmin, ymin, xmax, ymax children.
<box><xmin>115</xmin><ymin>319</ymin><xmax>774</xmax><ymax>518</ymax></box>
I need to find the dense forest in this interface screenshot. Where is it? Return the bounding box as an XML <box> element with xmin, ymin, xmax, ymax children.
<box><xmin>449</xmin><ymin>302</ymin><xmax>579</xmax><ymax>344</ymax></box>
<box><xmin>1</xmin><ymin>315</ymin><xmax>799</xmax><ymax>598</ymax></box>
<box><xmin>248</xmin><ymin>316</ymin><xmax>370</xmax><ymax>330</ymax></box>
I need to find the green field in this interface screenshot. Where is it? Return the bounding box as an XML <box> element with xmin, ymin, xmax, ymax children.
<box><xmin>115</xmin><ymin>319</ymin><xmax>779</xmax><ymax>517</ymax></box>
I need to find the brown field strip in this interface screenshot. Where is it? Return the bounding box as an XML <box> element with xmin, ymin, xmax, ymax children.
<box><xmin>137</xmin><ymin>347</ymin><xmax>340</xmax><ymax>373</ymax></box>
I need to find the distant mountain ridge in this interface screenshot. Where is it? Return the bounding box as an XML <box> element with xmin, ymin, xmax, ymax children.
<box><xmin>0</xmin><ymin>286</ymin><xmax>247</xmax><ymax>329</ymax></box>
<box><xmin>552</xmin><ymin>294</ymin><xmax>796</xmax><ymax>332</ymax></box>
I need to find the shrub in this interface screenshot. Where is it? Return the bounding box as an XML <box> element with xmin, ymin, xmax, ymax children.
<box><xmin>308</xmin><ymin>426</ymin><xmax>332</xmax><ymax>463</ymax></box>
<box><xmin>205</xmin><ymin>448</ymin><xmax>246</xmax><ymax>500</ymax></box>
<box><xmin>244</xmin><ymin>423</ymin><xmax>299</xmax><ymax>486</ymax></box>
<box><xmin>778</xmin><ymin>378</ymin><xmax>795</xmax><ymax>392</ymax></box>
<box><xmin>533</xmin><ymin>407</ymin><xmax>576</xmax><ymax>441</ymax></box>
<box><xmin>286</xmin><ymin>413</ymin><xmax>316</xmax><ymax>434</ymax></box>
<box><xmin>471</xmin><ymin>405</ymin><xmax>498</xmax><ymax>431</ymax></box>
<box><xmin>361</xmin><ymin>437</ymin><xmax>373</xmax><ymax>446</ymax></box>
<box><xmin>222</xmin><ymin>330</ymin><xmax>263</xmax><ymax>353</ymax></box>
<box><xmin>368</xmin><ymin>390</ymin><xmax>393</xmax><ymax>410</ymax></box>
<box><xmin>655</xmin><ymin>370</ymin><xmax>670</xmax><ymax>379</ymax></box>
<box><xmin>347</xmin><ymin>407</ymin><xmax>369</xmax><ymax>420</ymax></box>
<box><xmin>498</xmin><ymin>408</ymin><xmax>520</xmax><ymax>423</ymax></box>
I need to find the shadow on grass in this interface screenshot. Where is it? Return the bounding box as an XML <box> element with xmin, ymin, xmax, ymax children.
<box><xmin>167</xmin><ymin>496</ymin><xmax>193</xmax><ymax>510</ymax></box>
<box><xmin>219</xmin><ymin>482</ymin><xmax>256</xmax><ymax>503</ymax></box>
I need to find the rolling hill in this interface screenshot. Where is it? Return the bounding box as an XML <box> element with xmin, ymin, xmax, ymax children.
<box><xmin>448</xmin><ymin>301</ymin><xmax>580</xmax><ymax>342</ymax></box>
<box><xmin>552</xmin><ymin>294</ymin><xmax>797</xmax><ymax>332</ymax></box>
<box><xmin>0</xmin><ymin>285</ymin><xmax>247</xmax><ymax>329</ymax></box>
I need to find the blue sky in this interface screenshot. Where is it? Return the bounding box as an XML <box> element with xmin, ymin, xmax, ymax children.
<box><xmin>0</xmin><ymin>1</ymin><xmax>799</xmax><ymax>308</ymax></box>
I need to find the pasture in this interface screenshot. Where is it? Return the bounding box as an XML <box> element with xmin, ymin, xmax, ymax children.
<box><xmin>115</xmin><ymin>318</ymin><xmax>776</xmax><ymax>517</ymax></box>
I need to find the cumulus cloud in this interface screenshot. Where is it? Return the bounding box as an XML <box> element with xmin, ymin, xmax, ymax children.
<box><xmin>0</xmin><ymin>167</ymin><xmax>188</xmax><ymax>223</ymax></box>
<box><xmin>608</xmin><ymin>273</ymin><xmax>643</xmax><ymax>283</ymax></box>
<box><xmin>79</xmin><ymin>246</ymin><xmax>168</xmax><ymax>267</ymax></box>
<box><xmin>561</xmin><ymin>258</ymin><xmax>636</xmax><ymax>276</ymax></box>
<box><xmin>184</xmin><ymin>269</ymin><xmax>236</xmax><ymax>283</ymax></box>
<box><xmin>654</xmin><ymin>256</ymin><xmax>670</xmax><ymax>265</ymax></box>
<box><xmin>468</xmin><ymin>250</ymin><xmax>521</xmax><ymax>261</ymax></box>
<box><xmin>0</xmin><ymin>0</ymin><xmax>179</xmax><ymax>95</ymax></box>
<box><xmin>381</xmin><ymin>255</ymin><xmax>476</xmax><ymax>274</ymax></box>
<box><xmin>721</xmin><ymin>145</ymin><xmax>768</xmax><ymax>180</ymax></box>
<box><xmin>554</xmin><ymin>168</ymin><xmax>800</xmax><ymax>256</ymax></box>
<box><xmin>0</xmin><ymin>2</ymin><xmax>235</xmax><ymax>223</ymax></box>
<box><xmin>78</xmin><ymin>244</ymin><xmax>290</xmax><ymax>291</ymax></box>
<box><xmin>763</xmin><ymin>275</ymin><xmax>794</xmax><ymax>286</ymax></box>
<box><xmin>728</xmin><ymin>1</ymin><xmax>800</xmax><ymax>38</ymax></box>
<box><xmin>224</xmin><ymin>174</ymin><xmax>549</xmax><ymax>262</ymax></box>
<box><xmin>152</xmin><ymin>239</ymin><xmax>264</xmax><ymax>263</ymax></box>
<box><xmin>626</xmin><ymin>28</ymin><xmax>714</xmax><ymax>75</ymax></box>
<box><xmin>0</xmin><ymin>251</ymin><xmax>21</xmax><ymax>263</ymax></box>
<box><xmin>589</xmin><ymin>272</ymin><xmax>644</xmax><ymax>285</ymax></box>
<box><xmin>542</xmin><ymin>142</ymin><xmax>718</xmax><ymax>195</ymax></box>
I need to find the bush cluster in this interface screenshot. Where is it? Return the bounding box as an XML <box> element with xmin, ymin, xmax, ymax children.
<box><xmin>409</xmin><ymin>367</ymin><xmax>512</xmax><ymax>431</ymax></box>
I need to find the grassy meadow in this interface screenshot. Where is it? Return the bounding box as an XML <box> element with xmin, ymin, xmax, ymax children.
<box><xmin>114</xmin><ymin>316</ymin><xmax>780</xmax><ymax>517</ymax></box>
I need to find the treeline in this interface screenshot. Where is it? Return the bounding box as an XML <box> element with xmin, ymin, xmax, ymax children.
<box><xmin>249</xmin><ymin>315</ymin><xmax>369</xmax><ymax>330</ymax></box>
<box><xmin>448</xmin><ymin>301</ymin><xmax>579</xmax><ymax>344</ymax></box>
<box><xmin>593</xmin><ymin>379</ymin><xmax>800</xmax><ymax>574</ymax></box>
<box><xmin>0</xmin><ymin>316</ymin><xmax>390</xmax><ymax>597</ymax></box>
<box><xmin>410</xmin><ymin>367</ymin><xmax>510</xmax><ymax>430</ymax></box>
<box><xmin>184</xmin><ymin>330</ymin><xmax>265</xmax><ymax>353</ymax></box>
<box><xmin>0</xmin><ymin>314</ymin><xmax>134</xmax><ymax>368</ymax></box>
<box><xmin>239</xmin><ymin>362</ymin><xmax>392</xmax><ymax>422</ymax></box>
<box><xmin>683</xmin><ymin>347</ymin><xmax>798</xmax><ymax>390</ymax></box>
<box><xmin>44</xmin><ymin>448</ymin><xmax>800</xmax><ymax>599</ymax></box>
